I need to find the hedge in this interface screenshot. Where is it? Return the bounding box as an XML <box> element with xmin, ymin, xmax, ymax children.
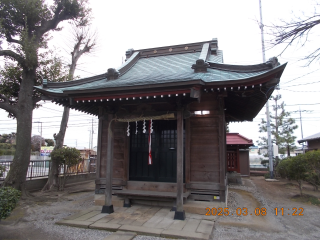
<box><xmin>0</xmin><ymin>187</ymin><xmax>21</xmax><ymax>219</ymax></box>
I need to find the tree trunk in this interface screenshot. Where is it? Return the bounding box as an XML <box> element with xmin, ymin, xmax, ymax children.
<box><xmin>287</xmin><ymin>145</ymin><xmax>291</xmax><ymax>157</ymax></box>
<box><xmin>3</xmin><ymin>71</ymin><xmax>35</xmax><ymax>194</ymax></box>
<box><xmin>298</xmin><ymin>180</ymin><xmax>303</xmax><ymax>196</ymax></box>
<box><xmin>42</xmin><ymin>30</ymin><xmax>94</xmax><ymax>191</ymax></box>
<box><xmin>42</xmin><ymin>106</ymin><xmax>70</xmax><ymax>191</ymax></box>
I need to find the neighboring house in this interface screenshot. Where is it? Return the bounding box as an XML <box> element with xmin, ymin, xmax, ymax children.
<box><xmin>226</xmin><ymin>133</ymin><xmax>253</xmax><ymax>176</ymax></box>
<box><xmin>298</xmin><ymin>132</ymin><xmax>320</xmax><ymax>152</ymax></box>
<box><xmin>37</xmin><ymin>39</ymin><xmax>286</xmax><ymax>219</ymax></box>
<box><xmin>77</xmin><ymin>148</ymin><xmax>97</xmax><ymax>160</ymax></box>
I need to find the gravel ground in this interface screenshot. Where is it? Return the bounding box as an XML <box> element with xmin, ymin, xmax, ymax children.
<box><xmin>1</xmin><ymin>178</ymin><xmax>319</xmax><ymax>240</ymax></box>
<box><xmin>0</xmin><ymin>181</ymin><xmax>172</xmax><ymax>240</ymax></box>
<box><xmin>213</xmin><ymin>177</ymin><xmax>320</xmax><ymax>240</ymax></box>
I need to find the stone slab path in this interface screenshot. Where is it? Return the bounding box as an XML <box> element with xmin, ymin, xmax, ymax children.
<box><xmin>56</xmin><ymin>205</ymin><xmax>216</xmax><ymax>240</ymax></box>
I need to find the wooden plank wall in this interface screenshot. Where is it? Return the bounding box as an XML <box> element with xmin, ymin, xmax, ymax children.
<box><xmin>188</xmin><ymin>93</ymin><xmax>221</xmax><ymax>184</ymax></box>
<box><xmin>98</xmin><ymin>120</ymin><xmax>127</xmax><ymax>186</ymax></box>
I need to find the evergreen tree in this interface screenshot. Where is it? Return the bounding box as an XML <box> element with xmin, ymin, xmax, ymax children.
<box><xmin>0</xmin><ymin>0</ymin><xmax>90</xmax><ymax>192</ymax></box>
<box><xmin>257</xmin><ymin>94</ymin><xmax>298</xmax><ymax>159</ymax></box>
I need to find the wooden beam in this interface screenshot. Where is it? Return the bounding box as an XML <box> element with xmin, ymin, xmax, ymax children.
<box><xmin>102</xmin><ymin>113</ymin><xmax>115</xmax><ymax>214</ymax></box>
<box><xmin>174</xmin><ymin>108</ymin><xmax>185</xmax><ymax>220</ymax></box>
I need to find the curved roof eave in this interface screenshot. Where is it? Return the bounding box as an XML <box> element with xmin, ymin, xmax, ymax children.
<box><xmin>34</xmin><ymin>62</ymin><xmax>287</xmax><ymax>98</ymax></box>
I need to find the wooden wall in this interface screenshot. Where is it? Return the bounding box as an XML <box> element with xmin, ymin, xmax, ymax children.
<box><xmin>239</xmin><ymin>150</ymin><xmax>250</xmax><ymax>176</ymax></box>
<box><xmin>96</xmin><ymin>92</ymin><xmax>227</xmax><ymax>201</ymax></box>
<box><xmin>187</xmin><ymin>93</ymin><xmax>224</xmax><ymax>185</ymax></box>
<box><xmin>96</xmin><ymin>119</ymin><xmax>128</xmax><ymax>192</ymax></box>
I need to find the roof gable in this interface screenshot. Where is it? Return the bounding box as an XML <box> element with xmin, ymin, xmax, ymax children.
<box><xmin>226</xmin><ymin>133</ymin><xmax>253</xmax><ymax>146</ymax></box>
<box><xmin>298</xmin><ymin>132</ymin><xmax>320</xmax><ymax>143</ymax></box>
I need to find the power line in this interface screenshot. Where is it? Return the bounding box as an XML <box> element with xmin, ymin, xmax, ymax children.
<box><xmin>281</xmin><ymin>89</ymin><xmax>320</xmax><ymax>92</ymax></box>
<box><xmin>281</xmin><ymin>68</ymin><xmax>320</xmax><ymax>85</ymax></box>
<box><xmin>280</xmin><ymin>80</ymin><xmax>320</xmax><ymax>88</ymax></box>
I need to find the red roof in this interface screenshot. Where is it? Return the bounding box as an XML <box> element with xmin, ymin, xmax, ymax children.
<box><xmin>226</xmin><ymin>133</ymin><xmax>253</xmax><ymax>146</ymax></box>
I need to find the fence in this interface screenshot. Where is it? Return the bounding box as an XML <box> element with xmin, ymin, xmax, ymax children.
<box><xmin>0</xmin><ymin>159</ymin><xmax>96</xmax><ymax>181</ymax></box>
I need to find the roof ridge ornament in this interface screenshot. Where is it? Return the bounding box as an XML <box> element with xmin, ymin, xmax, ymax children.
<box><xmin>43</xmin><ymin>79</ymin><xmax>48</xmax><ymax>88</ymax></box>
<box><xmin>266</xmin><ymin>57</ymin><xmax>280</xmax><ymax>68</ymax></box>
<box><xmin>192</xmin><ymin>43</ymin><xmax>210</xmax><ymax>73</ymax></box>
<box><xmin>126</xmin><ymin>48</ymin><xmax>134</xmax><ymax>60</ymax></box>
<box><xmin>106</xmin><ymin>68</ymin><xmax>120</xmax><ymax>81</ymax></box>
<box><xmin>192</xmin><ymin>59</ymin><xmax>209</xmax><ymax>73</ymax></box>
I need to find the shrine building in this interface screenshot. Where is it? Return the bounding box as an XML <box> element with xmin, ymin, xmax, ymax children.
<box><xmin>37</xmin><ymin>39</ymin><xmax>286</xmax><ymax>220</ymax></box>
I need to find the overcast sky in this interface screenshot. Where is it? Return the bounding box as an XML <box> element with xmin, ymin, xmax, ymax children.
<box><xmin>1</xmin><ymin>0</ymin><xmax>319</xmax><ymax>149</ymax></box>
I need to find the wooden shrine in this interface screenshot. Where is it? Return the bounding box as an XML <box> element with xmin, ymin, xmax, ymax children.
<box><xmin>226</xmin><ymin>133</ymin><xmax>254</xmax><ymax>176</ymax></box>
<box><xmin>37</xmin><ymin>39</ymin><xmax>286</xmax><ymax>220</ymax></box>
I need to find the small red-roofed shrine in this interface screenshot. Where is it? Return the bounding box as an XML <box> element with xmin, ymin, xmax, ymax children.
<box><xmin>226</xmin><ymin>133</ymin><xmax>254</xmax><ymax>176</ymax></box>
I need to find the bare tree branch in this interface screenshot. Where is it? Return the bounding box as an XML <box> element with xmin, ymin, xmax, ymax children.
<box><xmin>0</xmin><ymin>50</ymin><xmax>26</xmax><ymax>67</ymax></box>
<box><xmin>0</xmin><ymin>94</ymin><xmax>17</xmax><ymax>117</ymax></box>
<box><xmin>69</xmin><ymin>26</ymin><xmax>96</xmax><ymax>78</ymax></box>
<box><xmin>35</xmin><ymin>0</ymin><xmax>89</xmax><ymax>41</ymax></box>
<box><xmin>5</xmin><ymin>33</ymin><xmax>22</xmax><ymax>45</ymax></box>
<box><xmin>267</xmin><ymin>12</ymin><xmax>320</xmax><ymax>65</ymax></box>
<box><xmin>32</xmin><ymin>96</ymin><xmax>42</xmax><ymax>108</ymax></box>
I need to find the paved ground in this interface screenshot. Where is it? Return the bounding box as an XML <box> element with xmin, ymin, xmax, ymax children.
<box><xmin>56</xmin><ymin>204</ymin><xmax>215</xmax><ymax>239</ymax></box>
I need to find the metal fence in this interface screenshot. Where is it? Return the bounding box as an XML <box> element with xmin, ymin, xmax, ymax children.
<box><xmin>0</xmin><ymin>159</ymin><xmax>96</xmax><ymax>181</ymax></box>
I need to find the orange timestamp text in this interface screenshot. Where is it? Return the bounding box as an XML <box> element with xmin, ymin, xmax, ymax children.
<box><xmin>205</xmin><ymin>207</ymin><xmax>304</xmax><ymax>216</ymax></box>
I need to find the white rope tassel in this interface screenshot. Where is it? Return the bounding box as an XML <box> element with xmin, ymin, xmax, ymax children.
<box><xmin>150</xmin><ymin>119</ymin><xmax>153</xmax><ymax>133</ymax></box>
<box><xmin>135</xmin><ymin>121</ymin><xmax>138</xmax><ymax>134</ymax></box>
<box><xmin>127</xmin><ymin>122</ymin><xmax>130</xmax><ymax>136</ymax></box>
<box><xmin>143</xmin><ymin>119</ymin><xmax>146</xmax><ymax>133</ymax></box>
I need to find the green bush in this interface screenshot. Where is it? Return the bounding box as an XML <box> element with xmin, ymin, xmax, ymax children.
<box><xmin>276</xmin><ymin>156</ymin><xmax>309</xmax><ymax>196</ymax></box>
<box><xmin>50</xmin><ymin>147</ymin><xmax>82</xmax><ymax>190</ymax></box>
<box><xmin>50</xmin><ymin>147</ymin><xmax>82</xmax><ymax>167</ymax></box>
<box><xmin>0</xmin><ymin>143</ymin><xmax>14</xmax><ymax>149</ymax></box>
<box><xmin>264</xmin><ymin>172</ymin><xmax>270</xmax><ymax>179</ymax></box>
<box><xmin>276</xmin><ymin>158</ymin><xmax>291</xmax><ymax>178</ymax></box>
<box><xmin>0</xmin><ymin>187</ymin><xmax>21</xmax><ymax>219</ymax></box>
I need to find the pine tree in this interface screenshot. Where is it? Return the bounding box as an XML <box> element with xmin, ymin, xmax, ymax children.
<box><xmin>257</xmin><ymin>94</ymin><xmax>298</xmax><ymax>159</ymax></box>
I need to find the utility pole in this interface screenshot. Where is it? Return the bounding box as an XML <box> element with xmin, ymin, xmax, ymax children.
<box><xmin>292</xmin><ymin>108</ymin><xmax>312</xmax><ymax>153</ymax></box>
<box><xmin>299</xmin><ymin>107</ymin><xmax>304</xmax><ymax>140</ymax></box>
<box><xmin>259</xmin><ymin>0</ymin><xmax>273</xmax><ymax>178</ymax></box>
<box><xmin>91</xmin><ymin>118</ymin><xmax>94</xmax><ymax>150</ymax></box>
<box><xmin>88</xmin><ymin>129</ymin><xmax>91</xmax><ymax>150</ymax></box>
<box><xmin>34</xmin><ymin>121</ymin><xmax>43</xmax><ymax>153</ymax></box>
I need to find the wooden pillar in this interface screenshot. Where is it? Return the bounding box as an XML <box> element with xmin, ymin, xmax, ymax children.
<box><xmin>174</xmin><ymin>108</ymin><xmax>185</xmax><ymax>220</ymax></box>
<box><xmin>95</xmin><ymin>117</ymin><xmax>102</xmax><ymax>193</ymax></box>
<box><xmin>218</xmin><ymin>96</ymin><xmax>226</xmax><ymax>202</ymax></box>
<box><xmin>102</xmin><ymin>113</ymin><xmax>114</xmax><ymax>214</ymax></box>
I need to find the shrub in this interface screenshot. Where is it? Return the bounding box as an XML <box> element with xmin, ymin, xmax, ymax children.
<box><xmin>50</xmin><ymin>147</ymin><xmax>82</xmax><ymax>167</ymax></box>
<box><xmin>50</xmin><ymin>147</ymin><xmax>82</xmax><ymax>190</ymax></box>
<box><xmin>276</xmin><ymin>158</ymin><xmax>291</xmax><ymax>178</ymax></box>
<box><xmin>303</xmin><ymin>150</ymin><xmax>320</xmax><ymax>190</ymax></box>
<box><xmin>0</xmin><ymin>187</ymin><xmax>21</xmax><ymax>219</ymax></box>
<box><xmin>264</xmin><ymin>172</ymin><xmax>270</xmax><ymax>179</ymax></box>
<box><xmin>277</xmin><ymin>155</ymin><xmax>310</xmax><ymax>196</ymax></box>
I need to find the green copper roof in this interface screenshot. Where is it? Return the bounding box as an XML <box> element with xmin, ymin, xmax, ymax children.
<box><xmin>37</xmin><ymin>50</ymin><xmax>280</xmax><ymax>95</ymax></box>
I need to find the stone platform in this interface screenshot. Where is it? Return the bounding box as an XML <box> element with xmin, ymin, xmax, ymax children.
<box><xmin>56</xmin><ymin>204</ymin><xmax>218</xmax><ymax>240</ymax></box>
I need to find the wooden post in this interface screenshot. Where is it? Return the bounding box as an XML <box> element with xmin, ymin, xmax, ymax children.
<box><xmin>218</xmin><ymin>97</ymin><xmax>226</xmax><ymax>202</ymax></box>
<box><xmin>102</xmin><ymin>113</ymin><xmax>114</xmax><ymax>214</ymax></box>
<box><xmin>174</xmin><ymin>108</ymin><xmax>185</xmax><ymax>220</ymax></box>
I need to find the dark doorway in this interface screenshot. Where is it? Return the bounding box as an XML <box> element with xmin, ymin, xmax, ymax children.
<box><xmin>129</xmin><ymin>120</ymin><xmax>184</xmax><ymax>182</ymax></box>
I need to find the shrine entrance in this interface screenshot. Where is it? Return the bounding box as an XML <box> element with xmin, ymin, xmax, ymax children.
<box><xmin>129</xmin><ymin>120</ymin><xmax>184</xmax><ymax>182</ymax></box>
<box><xmin>227</xmin><ymin>148</ymin><xmax>239</xmax><ymax>172</ymax></box>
